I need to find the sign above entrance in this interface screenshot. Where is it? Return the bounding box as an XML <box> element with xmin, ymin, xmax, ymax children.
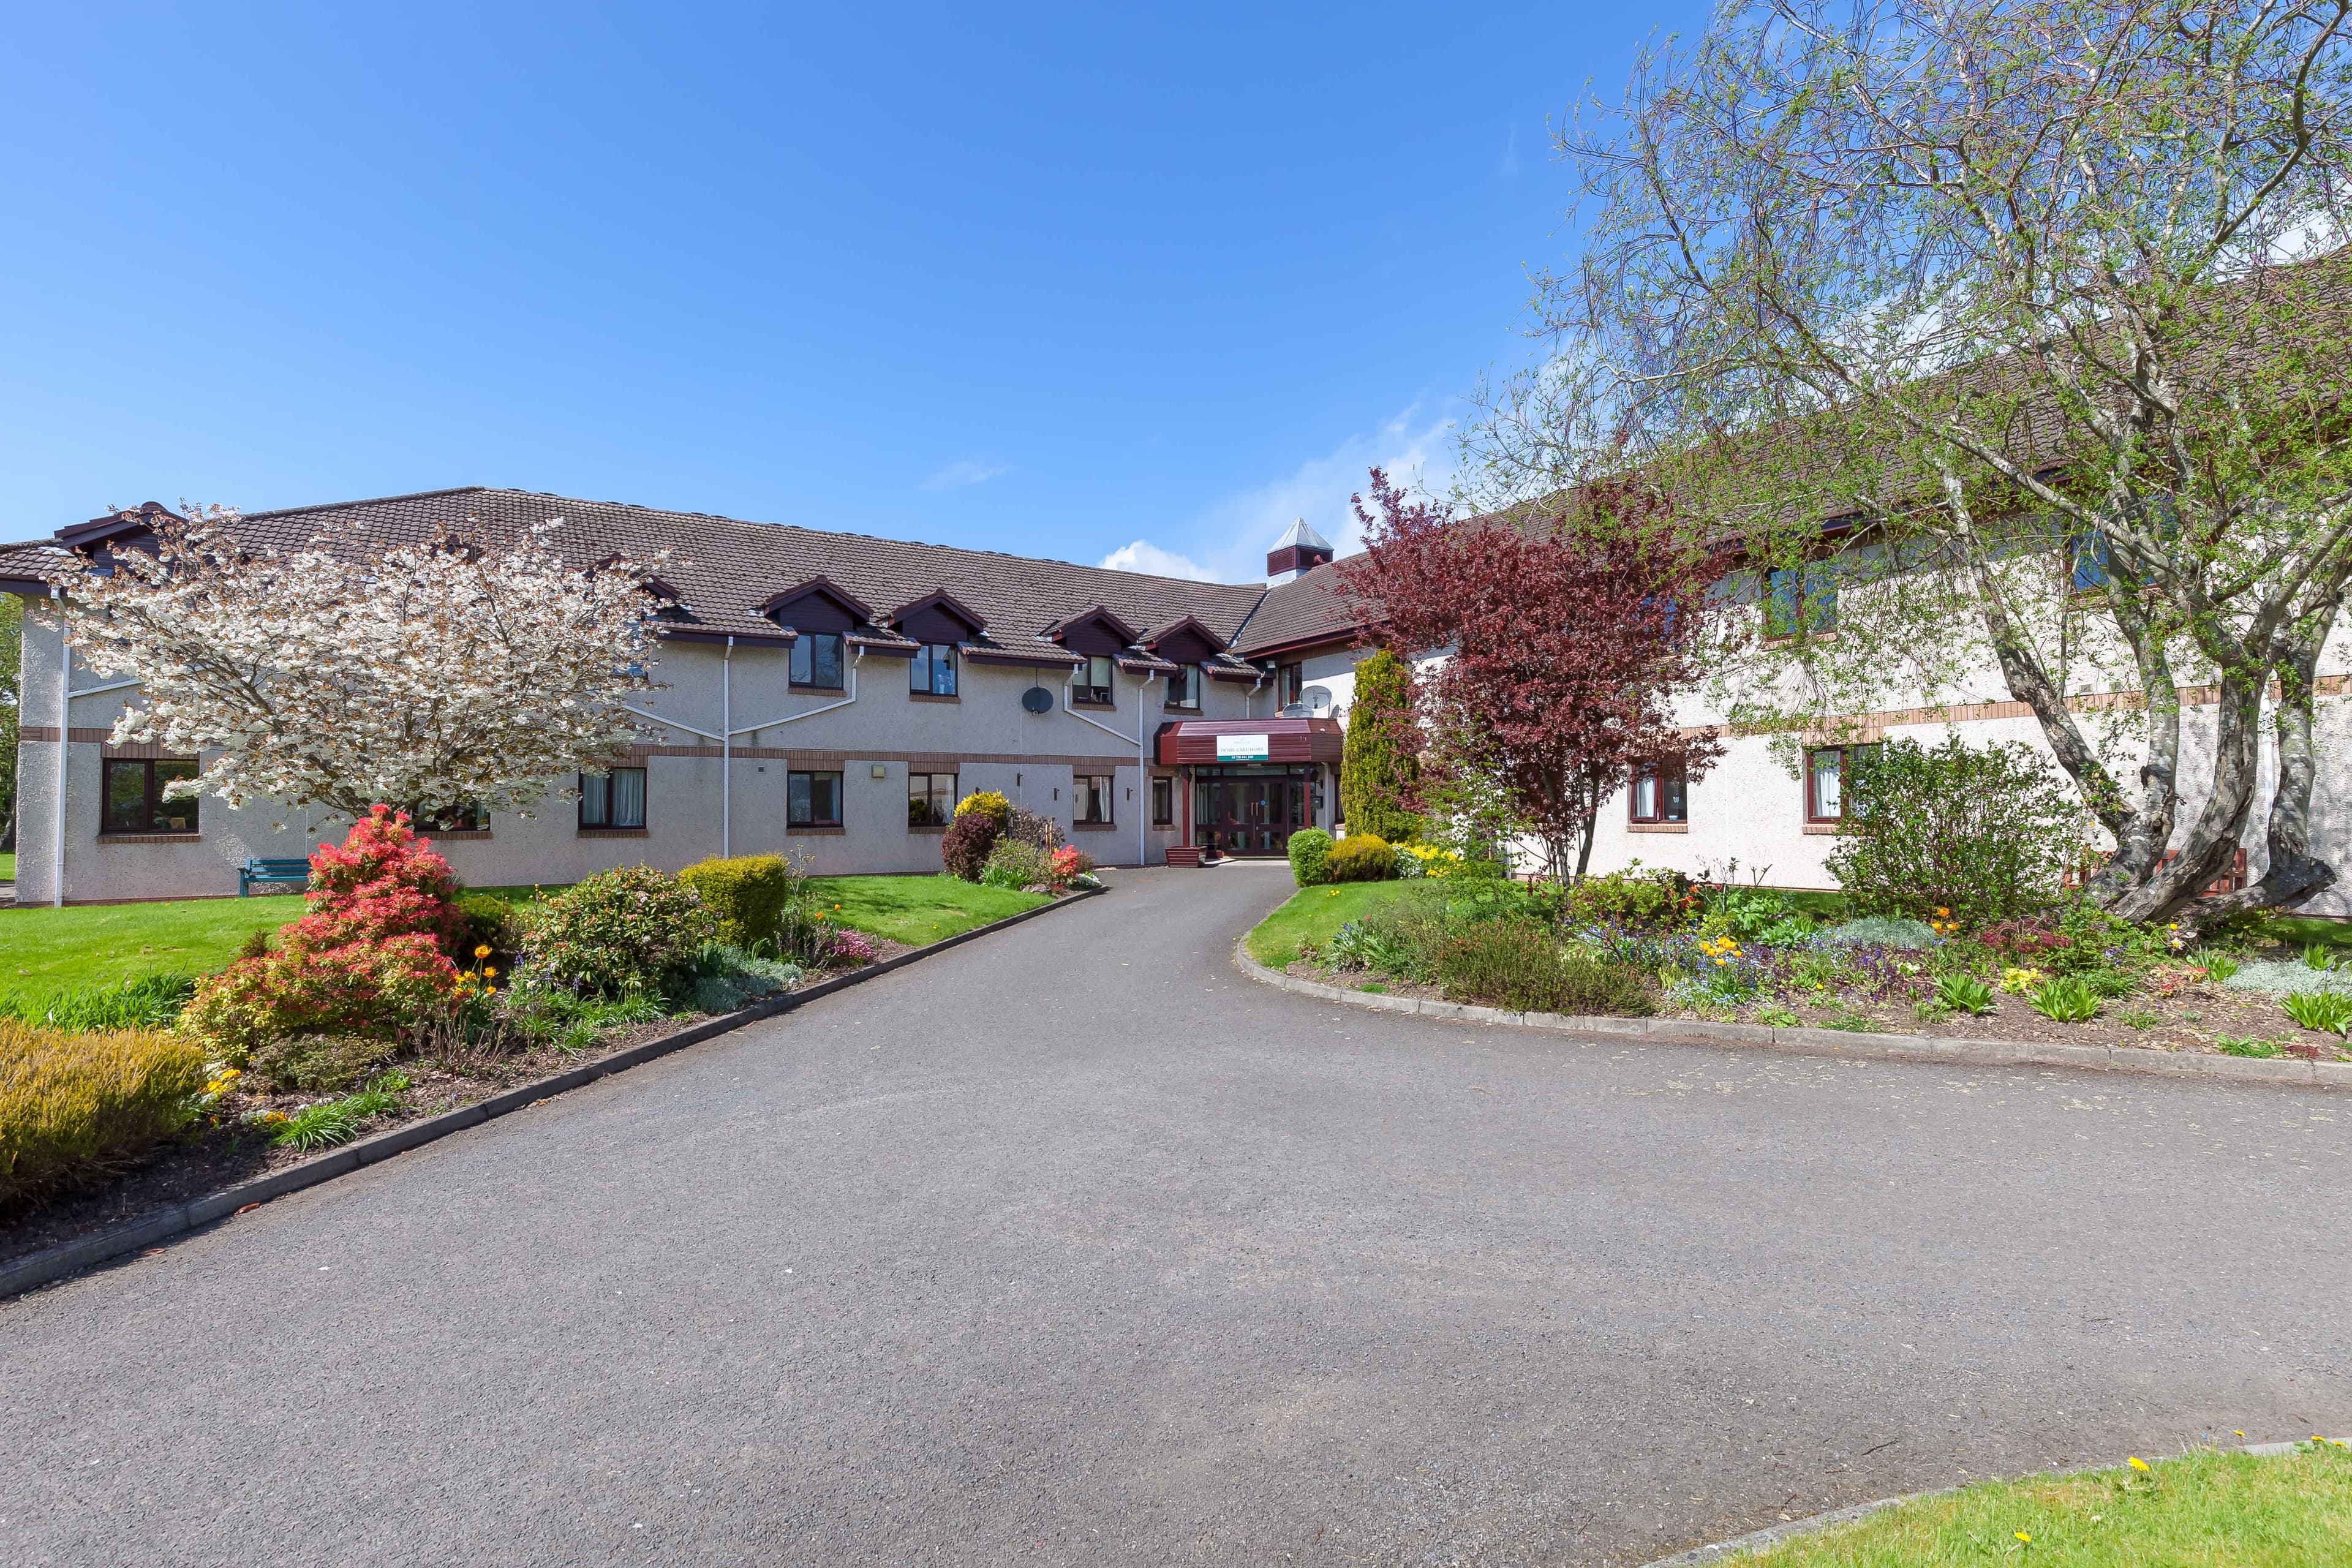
<box><xmin>1215</xmin><ymin>733</ymin><xmax>1271</xmax><ymax>761</ymax></box>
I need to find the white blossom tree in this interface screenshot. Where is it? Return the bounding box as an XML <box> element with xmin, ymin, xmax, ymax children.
<box><xmin>66</xmin><ymin>508</ymin><xmax>663</xmax><ymax>824</ymax></box>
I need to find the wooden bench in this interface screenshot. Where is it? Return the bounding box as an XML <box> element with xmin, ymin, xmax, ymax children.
<box><xmin>239</xmin><ymin>857</ymin><xmax>312</xmax><ymax>897</ymax></box>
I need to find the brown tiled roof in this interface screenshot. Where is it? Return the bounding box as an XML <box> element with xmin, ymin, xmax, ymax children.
<box><xmin>1</xmin><ymin>487</ymin><xmax>1276</xmax><ymax>663</ymax></box>
<box><xmin>1230</xmin><ymin>556</ymin><xmax>1368</xmax><ymax>657</ymax></box>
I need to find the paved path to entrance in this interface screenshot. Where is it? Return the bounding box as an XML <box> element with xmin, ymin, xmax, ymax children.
<box><xmin>5</xmin><ymin>867</ymin><xmax>2346</xmax><ymax>1566</ymax></box>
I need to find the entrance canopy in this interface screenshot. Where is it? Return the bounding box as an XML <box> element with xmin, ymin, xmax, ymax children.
<box><xmin>1155</xmin><ymin>717</ymin><xmax>1344</xmax><ymax>766</ymax></box>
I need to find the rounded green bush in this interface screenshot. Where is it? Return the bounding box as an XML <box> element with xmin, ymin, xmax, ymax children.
<box><xmin>1287</xmin><ymin>829</ymin><xmax>1334</xmax><ymax>886</ymax></box>
<box><xmin>522</xmin><ymin>865</ymin><xmax>717</xmax><ymax>996</ymax></box>
<box><xmin>1323</xmin><ymin>833</ymin><xmax>1398</xmax><ymax>883</ymax></box>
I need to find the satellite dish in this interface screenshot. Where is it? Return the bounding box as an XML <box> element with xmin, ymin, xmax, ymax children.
<box><xmin>1021</xmin><ymin>685</ymin><xmax>1055</xmax><ymax>714</ymax></box>
<box><xmin>1302</xmin><ymin>686</ymin><xmax>1333</xmax><ymax>714</ymax></box>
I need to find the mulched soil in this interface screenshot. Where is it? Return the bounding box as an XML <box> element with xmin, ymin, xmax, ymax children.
<box><xmin>1286</xmin><ymin>958</ymin><xmax>2351</xmax><ymax>1062</ymax></box>
<box><xmin>0</xmin><ymin>941</ymin><xmax>914</xmax><ymax>1273</ymax></box>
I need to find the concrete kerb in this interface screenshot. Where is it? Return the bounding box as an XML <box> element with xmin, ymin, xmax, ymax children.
<box><xmin>1637</xmin><ymin>1439</ymin><xmax>2348</xmax><ymax>1566</ymax></box>
<box><xmin>1</xmin><ymin>884</ymin><xmax>1106</xmax><ymax>1301</ymax></box>
<box><xmin>1232</xmin><ymin>934</ymin><xmax>2349</xmax><ymax>1092</ymax></box>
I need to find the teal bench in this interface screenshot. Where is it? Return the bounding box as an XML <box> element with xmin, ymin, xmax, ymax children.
<box><xmin>239</xmin><ymin>858</ymin><xmax>312</xmax><ymax>897</ymax></box>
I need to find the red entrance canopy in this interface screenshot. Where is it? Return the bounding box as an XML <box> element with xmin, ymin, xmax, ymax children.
<box><xmin>1155</xmin><ymin>717</ymin><xmax>1344</xmax><ymax>766</ymax></box>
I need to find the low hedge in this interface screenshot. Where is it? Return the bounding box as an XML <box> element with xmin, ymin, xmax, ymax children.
<box><xmin>1</xmin><ymin>1020</ymin><xmax>208</xmax><ymax>1210</ymax></box>
<box><xmin>680</xmin><ymin>854</ymin><xmax>796</xmax><ymax>948</ymax></box>
<box><xmin>1287</xmin><ymin>828</ymin><xmax>1333</xmax><ymax>886</ymax></box>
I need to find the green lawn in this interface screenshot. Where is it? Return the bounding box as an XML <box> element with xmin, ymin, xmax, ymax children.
<box><xmin>1727</xmin><ymin>1443</ymin><xmax>2351</xmax><ymax>1566</ymax></box>
<box><xmin>1246</xmin><ymin>880</ymin><xmax>1414</xmax><ymax>966</ymax></box>
<box><xmin>0</xmin><ymin>851</ymin><xmax>15</xmax><ymax>882</ymax></box>
<box><xmin>805</xmin><ymin>875</ymin><xmax>1047</xmax><ymax>948</ymax></box>
<box><xmin>0</xmin><ymin>894</ymin><xmax>306</xmax><ymax>989</ymax></box>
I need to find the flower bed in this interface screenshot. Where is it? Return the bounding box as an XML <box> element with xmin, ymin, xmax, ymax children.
<box><xmin>1270</xmin><ymin>869</ymin><xmax>2352</xmax><ymax>1063</ymax></box>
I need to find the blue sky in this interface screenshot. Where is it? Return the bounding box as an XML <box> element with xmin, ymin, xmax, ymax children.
<box><xmin>0</xmin><ymin>2</ymin><xmax>1700</xmax><ymax>582</ymax></box>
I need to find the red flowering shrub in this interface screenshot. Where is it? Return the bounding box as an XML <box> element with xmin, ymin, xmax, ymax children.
<box><xmin>288</xmin><ymin>805</ymin><xmax>466</xmax><ymax>955</ymax></box>
<box><xmin>1049</xmin><ymin>845</ymin><xmax>1093</xmax><ymax>883</ymax></box>
<box><xmin>181</xmin><ymin>807</ymin><xmax>462</xmax><ymax>1061</ymax></box>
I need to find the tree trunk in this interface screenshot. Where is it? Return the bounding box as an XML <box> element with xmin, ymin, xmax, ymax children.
<box><xmin>2186</xmin><ymin>603</ymin><xmax>2342</xmax><ymax>924</ymax></box>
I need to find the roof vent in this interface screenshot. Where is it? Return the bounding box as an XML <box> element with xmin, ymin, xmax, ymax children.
<box><xmin>1266</xmin><ymin>518</ymin><xmax>1334</xmax><ymax>586</ymax></box>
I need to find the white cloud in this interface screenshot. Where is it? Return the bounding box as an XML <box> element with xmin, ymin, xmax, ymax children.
<box><xmin>1097</xmin><ymin>404</ymin><xmax>1455</xmax><ymax>584</ymax></box>
<box><xmin>920</xmin><ymin>459</ymin><xmax>1010</xmax><ymax>491</ymax></box>
<box><xmin>1097</xmin><ymin>539</ymin><xmax>1219</xmax><ymax>581</ymax></box>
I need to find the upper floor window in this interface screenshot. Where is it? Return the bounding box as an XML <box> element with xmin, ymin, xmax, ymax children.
<box><xmin>579</xmin><ymin>767</ymin><xmax>647</xmax><ymax>829</ymax></box>
<box><xmin>790</xmin><ymin>769</ymin><xmax>843</xmax><ymax>827</ymax></box>
<box><xmin>1074</xmin><ymin>774</ymin><xmax>1114</xmax><ymax>825</ymax></box>
<box><xmin>1164</xmin><ymin>663</ymin><xmax>1199</xmax><ymax>709</ymax></box>
<box><xmin>908</xmin><ymin>772</ymin><xmax>957</xmax><ymax>827</ymax></box>
<box><xmin>1072</xmin><ymin>655</ymin><xmax>1115</xmax><ymax>705</ymax></box>
<box><xmin>791</xmin><ymin>632</ymin><xmax>845</xmax><ymax>689</ymax></box>
<box><xmin>1805</xmin><ymin>743</ymin><xmax>1879</xmax><ymax>823</ymax></box>
<box><xmin>2070</xmin><ymin>532</ymin><xmax>2111</xmax><ymax>594</ymax></box>
<box><xmin>1278</xmin><ymin>663</ymin><xmax>1304</xmax><ymax>707</ymax></box>
<box><xmin>102</xmin><ymin>758</ymin><xmax>199</xmax><ymax>835</ymax></box>
<box><xmin>1765</xmin><ymin>567</ymin><xmax>1838</xmax><ymax>638</ymax></box>
<box><xmin>1629</xmin><ymin>761</ymin><xmax>1686</xmax><ymax>824</ymax></box>
<box><xmin>911</xmin><ymin>643</ymin><xmax>958</xmax><ymax>696</ymax></box>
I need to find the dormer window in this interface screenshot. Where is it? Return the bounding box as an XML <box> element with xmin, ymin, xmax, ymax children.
<box><xmin>791</xmin><ymin>633</ymin><xmax>845</xmax><ymax>689</ymax></box>
<box><xmin>911</xmin><ymin>643</ymin><xmax>958</xmax><ymax>696</ymax></box>
<box><xmin>1073</xmin><ymin>655</ymin><xmax>1115</xmax><ymax>705</ymax></box>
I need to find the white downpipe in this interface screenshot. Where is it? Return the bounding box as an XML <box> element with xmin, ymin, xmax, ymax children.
<box><xmin>729</xmin><ymin>644</ymin><xmax>863</xmax><ymax>853</ymax></box>
<box><xmin>51</xmin><ymin>589</ymin><xmax>66</xmax><ymax>907</ymax></box>
<box><xmin>720</xmin><ymin>655</ymin><xmax>736</xmax><ymax>862</ymax></box>
<box><xmin>1135</xmin><ymin>669</ymin><xmax>1159</xmax><ymax>869</ymax></box>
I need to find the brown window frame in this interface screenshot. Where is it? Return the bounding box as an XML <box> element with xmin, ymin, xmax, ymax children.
<box><xmin>907</xmin><ymin>771</ymin><xmax>957</xmax><ymax>828</ymax></box>
<box><xmin>1804</xmin><ymin>743</ymin><xmax>1878</xmax><ymax>823</ymax></box>
<box><xmin>1629</xmin><ymin>760</ymin><xmax>1686</xmax><ymax>824</ymax></box>
<box><xmin>1074</xmin><ymin>774</ymin><xmax>1114</xmax><ymax>826</ymax></box>
<box><xmin>579</xmin><ymin>767</ymin><xmax>648</xmax><ymax>829</ymax></box>
<box><xmin>101</xmin><ymin>757</ymin><xmax>201</xmax><ymax>835</ymax></box>
<box><xmin>1163</xmin><ymin>664</ymin><xmax>1200</xmax><ymax>710</ymax></box>
<box><xmin>1071</xmin><ymin>654</ymin><xmax>1115</xmax><ymax>706</ymax></box>
<box><xmin>1151</xmin><ymin>775</ymin><xmax>1174</xmax><ymax>826</ymax></box>
<box><xmin>789</xmin><ymin>769</ymin><xmax>843</xmax><ymax>828</ymax></box>
<box><xmin>790</xmin><ymin>631</ymin><xmax>846</xmax><ymax>690</ymax></box>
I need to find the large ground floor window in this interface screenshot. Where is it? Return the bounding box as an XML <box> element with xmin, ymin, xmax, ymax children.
<box><xmin>102</xmin><ymin>757</ymin><xmax>199</xmax><ymax>835</ymax></box>
<box><xmin>579</xmin><ymin>767</ymin><xmax>647</xmax><ymax>829</ymax></box>
<box><xmin>1074</xmin><ymin>774</ymin><xmax>1114</xmax><ymax>826</ymax></box>
<box><xmin>791</xmin><ymin>769</ymin><xmax>843</xmax><ymax>827</ymax></box>
<box><xmin>908</xmin><ymin>772</ymin><xmax>956</xmax><ymax>827</ymax></box>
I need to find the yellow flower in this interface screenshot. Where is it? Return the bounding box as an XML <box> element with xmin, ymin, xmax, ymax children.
<box><xmin>483</xmin><ymin>966</ymin><xmax>497</xmax><ymax>978</ymax></box>
<box><xmin>475</xmin><ymin>944</ymin><xmax>492</xmax><ymax>959</ymax></box>
<box><xmin>1937</xmin><ymin>907</ymin><xmax>1951</xmax><ymax>918</ymax></box>
<box><xmin>2127</xmin><ymin>1457</ymin><xmax>2149</xmax><ymax>1472</ymax></box>
<box><xmin>2015</xmin><ymin>1531</ymin><xmax>2031</xmax><ymax>1544</ymax></box>
<box><xmin>221</xmin><ymin>1068</ymin><xmax>239</xmax><ymax>1079</ymax></box>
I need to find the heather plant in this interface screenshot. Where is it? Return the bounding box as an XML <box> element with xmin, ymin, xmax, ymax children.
<box><xmin>521</xmin><ymin>865</ymin><xmax>717</xmax><ymax>997</ymax></box>
<box><xmin>1434</xmin><ymin>925</ymin><xmax>1652</xmax><ymax>1015</ymax></box>
<box><xmin>981</xmin><ymin>839</ymin><xmax>1057</xmax><ymax>891</ymax></box>
<box><xmin>0</xmin><ymin>1020</ymin><xmax>208</xmax><ymax>1210</ymax></box>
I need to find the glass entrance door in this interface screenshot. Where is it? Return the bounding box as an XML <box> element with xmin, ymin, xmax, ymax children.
<box><xmin>1194</xmin><ymin>768</ymin><xmax>1310</xmax><ymax>856</ymax></box>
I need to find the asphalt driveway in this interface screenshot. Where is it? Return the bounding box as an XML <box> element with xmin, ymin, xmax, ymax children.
<box><xmin>4</xmin><ymin>865</ymin><xmax>2346</xmax><ymax>1566</ymax></box>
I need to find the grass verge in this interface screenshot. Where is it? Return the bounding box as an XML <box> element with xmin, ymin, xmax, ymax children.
<box><xmin>1246</xmin><ymin>880</ymin><xmax>1414</xmax><ymax>967</ymax></box>
<box><xmin>804</xmin><ymin>875</ymin><xmax>1050</xmax><ymax>947</ymax></box>
<box><xmin>1726</xmin><ymin>1442</ymin><xmax>2351</xmax><ymax>1565</ymax></box>
<box><xmin>0</xmin><ymin>895</ymin><xmax>306</xmax><ymax>989</ymax></box>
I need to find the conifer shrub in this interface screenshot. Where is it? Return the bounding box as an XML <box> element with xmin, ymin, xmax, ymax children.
<box><xmin>1287</xmin><ymin>827</ymin><xmax>1334</xmax><ymax>886</ymax></box>
<box><xmin>1340</xmin><ymin>650</ymin><xmax>1420</xmax><ymax>841</ymax></box>
<box><xmin>1</xmin><ymin>1020</ymin><xmax>207</xmax><ymax>1210</ymax></box>
<box><xmin>679</xmin><ymin>854</ymin><xmax>798</xmax><ymax>948</ymax></box>
<box><xmin>1322</xmin><ymin>833</ymin><xmax>1398</xmax><ymax>883</ymax></box>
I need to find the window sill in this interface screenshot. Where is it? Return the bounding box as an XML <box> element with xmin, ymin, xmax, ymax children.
<box><xmin>96</xmin><ymin>832</ymin><xmax>202</xmax><ymax>844</ymax></box>
<box><xmin>1072</xmin><ymin>820</ymin><xmax>1117</xmax><ymax>831</ymax></box>
<box><xmin>1626</xmin><ymin>821</ymin><xmax>1689</xmax><ymax>834</ymax></box>
<box><xmin>578</xmin><ymin>827</ymin><xmax>649</xmax><ymax>838</ymax></box>
<box><xmin>908</xmin><ymin>692</ymin><xmax>961</xmax><ymax>703</ymax></box>
<box><xmin>427</xmin><ymin>830</ymin><xmax>494</xmax><ymax>840</ymax></box>
<box><xmin>1071</xmin><ymin>698</ymin><xmax>1115</xmax><ymax>710</ymax></box>
<box><xmin>907</xmin><ymin>823</ymin><xmax>948</xmax><ymax>834</ymax></box>
<box><xmin>1802</xmin><ymin>821</ymin><xmax>1849</xmax><ymax>835</ymax></box>
<box><xmin>791</xmin><ymin>824</ymin><xmax>846</xmax><ymax>835</ymax></box>
<box><xmin>1163</xmin><ymin>704</ymin><xmax>1200</xmax><ymax>714</ymax></box>
<box><xmin>789</xmin><ymin>683</ymin><xmax>847</xmax><ymax>695</ymax></box>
